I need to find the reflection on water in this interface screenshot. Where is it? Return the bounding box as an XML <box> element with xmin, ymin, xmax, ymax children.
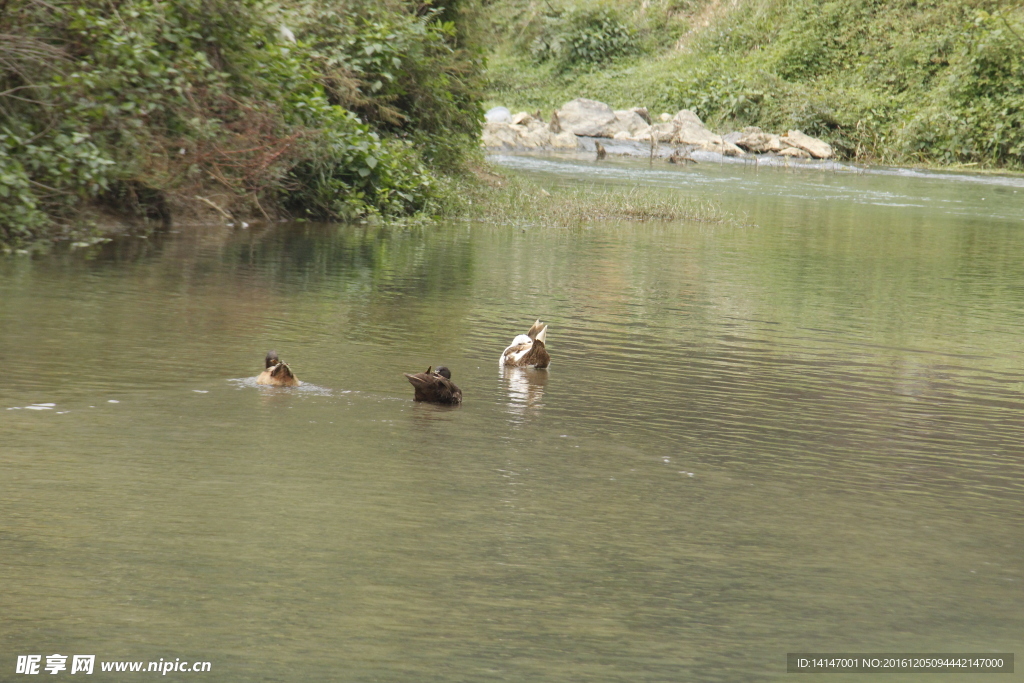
<box><xmin>2</xmin><ymin>158</ymin><xmax>1023</xmax><ymax>682</ymax></box>
<box><xmin>502</xmin><ymin>366</ymin><xmax>548</xmax><ymax>420</ymax></box>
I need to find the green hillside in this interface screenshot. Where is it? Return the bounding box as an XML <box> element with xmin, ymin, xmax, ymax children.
<box><xmin>485</xmin><ymin>0</ymin><xmax>1024</xmax><ymax>168</ymax></box>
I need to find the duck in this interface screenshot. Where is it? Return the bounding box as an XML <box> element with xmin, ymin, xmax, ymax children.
<box><xmin>404</xmin><ymin>366</ymin><xmax>462</xmax><ymax>405</ymax></box>
<box><xmin>500</xmin><ymin>320</ymin><xmax>550</xmax><ymax>368</ymax></box>
<box><xmin>256</xmin><ymin>350</ymin><xmax>300</xmax><ymax>386</ymax></box>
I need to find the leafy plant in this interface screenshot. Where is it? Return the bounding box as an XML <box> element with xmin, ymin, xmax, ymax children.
<box><xmin>0</xmin><ymin>0</ymin><xmax>485</xmax><ymax>246</ymax></box>
<box><xmin>295</xmin><ymin>1</ymin><xmax>485</xmax><ymax>172</ymax></box>
<box><xmin>530</xmin><ymin>7</ymin><xmax>638</xmax><ymax>71</ymax></box>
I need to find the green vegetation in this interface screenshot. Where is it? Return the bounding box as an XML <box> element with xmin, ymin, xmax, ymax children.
<box><xmin>529</xmin><ymin>7</ymin><xmax>639</xmax><ymax>72</ymax></box>
<box><xmin>467</xmin><ymin>169</ymin><xmax>724</xmax><ymax>225</ymax></box>
<box><xmin>0</xmin><ymin>0</ymin><xmax>484</xmax><ymax>245</ymax></box>
<box><xmin>5</xmin><ymin>0</ymin><xmax>1020</xmax><ymax>247</ymax></box>
<box><xmin>486</xmin><ymin>0</ymin><xmax>1024</xmax><ymax>169</ymax></box>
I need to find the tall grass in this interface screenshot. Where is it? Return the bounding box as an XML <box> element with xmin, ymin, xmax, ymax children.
<box><xmin>466</xmin><ymin>169</ymin><xmax>725</xmax><ymax>225</ymax></box>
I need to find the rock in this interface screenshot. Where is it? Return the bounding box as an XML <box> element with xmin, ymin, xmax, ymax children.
<box><xmin>672</xmin><ymin>109</ymin><xmax>705</xmax><ymax>127</ymax></box>
<box><xmin>780</xmin><ymin>129</ymin><xmax>833</xmax><ymax>158</ymax></box>
<box><xmin>631</xmin><ymin>107</ymin><xmax>652</xmax><ymax>124</ymax></box>
<box><xmin>514</xmin><ymin>125</ymin><xmax>551</xmax><ymax>149</ymax></box>
<box><xmin>482</xmin><ymin>121</ymin><xmax>519</xmax><ymax>148</ymax></box>
<box><xmin>720</xmin><ymin>141</ymin><xmax>745</xmax><ymax>156</ymax></box>
<box><xmin>658</xmin><ymin>113</ymin><xmax>672</xmax><ymax>122</ymax></box>
<box><xmin>510</xmin><ymin>111</ymin><xmax>534</xmax><ymax>126</ymax></box>
<box><xmin>778</xmin><ymin>146</ymin><xmax>811</xmax><ymax>158</ymax></box>
<box><xmin>485</xmin><ymin>106</ymin><xmax>511</xmax><ymax>124</ymax></box>
<box><xmin>723</xmin><ymin>131</ymin><xmax>743</xmax><ymax>145</ymax></box>
<box><xmin>608</xmin><ymin>109</ymin><xmax>651</xmax><ymax>138</ymax></box>
<box><xmin>735</xmin><ymin>127</ymin><xmax>785</xmax><ymax>153</ymax></box>
<box><xmin>668</xmin><ymin>147</ymin><xmax>698</xmax><ymax>164</ymax></box>
<box><xmin>481</xmin><ymin>118</ymin><xmax>579</xmax><ymax>151</ymax></box>
<box><xmin>551</xmin><ymin>130</ymin><xmax>579</xmax><ymax>150</ymax></box>
<box><xmin>647</xmin><ymin>122</ymin><xmax>677</xmax><ymax>142</ymax></box>
<box><xmin>764</xmin><ymin>133</ymin><xmax>783</xmax><ymax>153</ymax></box>
<box><xmin>671</xmin><ymin>109</ymin><xmax>725</xmax><ymax>151</ymax></box>
<box><xmin>613</xmin><ymin>131</ymin><xmax>633</xmax><ymax>140</ymax></box>
<box><xmin>556</xmin><ymin>98</ymin><xmax>618</xmax><ymax>137</ymax></box>
<box><xmin>555</xmin><ymin>100</ymin><xmax>650</xmax><ymax>139</ymax></box>
<box><xmin>549</xmin><ymin>111</ymin><xmax>562</xmax><ymax>134</ymax></box>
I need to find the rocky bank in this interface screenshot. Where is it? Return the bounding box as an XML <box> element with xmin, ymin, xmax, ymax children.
<box><xmin>483</xmin><ymin>97</ymin><xmax>834</xmax><ymax>161</ymax></box>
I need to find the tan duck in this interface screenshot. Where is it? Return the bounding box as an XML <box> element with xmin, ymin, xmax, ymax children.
<box><xmin>500</xmin><ymin>320</ymin><xmax>550</xmax><ymax>368</ymax></box>
<box><xmin>256</xmin><ymin>350</ymin><xmax>300</xmax><ymax>387</ymax></box>
<box><xmin>404</xmin><ymin>366</ymin><xmax>462</xmax><ymax>405</ymax></box>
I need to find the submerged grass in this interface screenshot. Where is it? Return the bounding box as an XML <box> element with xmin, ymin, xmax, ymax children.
<box><xmin>466</xmin><ymin>167</ymin><xmax>725</xmax><ymax>225</ymax></box>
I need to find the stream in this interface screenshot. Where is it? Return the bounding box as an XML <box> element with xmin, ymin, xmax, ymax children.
<box><xmin>2</xmin><ymin>154</ymin><xmax>1022</xmax><ymax>681</ymax></box>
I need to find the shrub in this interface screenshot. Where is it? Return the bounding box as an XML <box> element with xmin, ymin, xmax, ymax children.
<box><xmin>0</xmin><ymin>0</ymin><xmax>485</xmax><ymax>245</ymax></box>
<box><xmin>902</xmin><ymin>8</ymin><xmax>1024</xmax><ymax>166</ymax></box>
<box><xmin>295</xmin><ymin>1</ymin><xmax>485</xmax><ymax>172</ymax></box>
<box><xmin>282</xmin><ymin>97</ymin><xmax>441</xmax><ymax>220</ymax></box>
<box><xmin>530</xmin><ymin>7</ymin><xmax>638</xmax><ymax>71</ymax></box>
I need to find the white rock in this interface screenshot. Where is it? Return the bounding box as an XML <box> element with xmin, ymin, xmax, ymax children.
<box><xmin>649</xmin><ymin>122</ymin><xmax>677</xmax><ymax>142</ymax></box>
<box><xmin>672</xmin><ymin>109</ymin><xmax>705</xmax><ymax>127</ymax></box>
<box><xmin>485</xmin><ymin>106</ymin><xmax>512</xmax><ymax>123</ymax></box>
<box><xmin>510</xmin><ymin>111</ymin><xmax>534</xmax><ymax>126</ymax></box>
<box><xmin>555</xmin><ymin>98</ymin><xmax>617</xmax><ymax>137</ymax></box>
<box><xmin>720</xmin><ymin>141</ymin><xmax>744</xmax><ymax>156</ymax></box>
<box><xmin>780</xmin><ymin>129</ymin><xmax>833</xmax><ymax>158</ymax></box>
<box><xmin>611</xmin><ymin>110</ymin><xmax>651</xmax><ymax>137</ymax></box>
<box><xmin>482</xmin><ymin>121</ymin><xmax>519</xmax><ymax>148</ymax></box>
<box><xmin>481</xmin><ymin>120</ymin><xmax>578</xmax><ymax>151</ymax></box>
<box><xmin>735</xmin><ymin>126</ymin><xmax>772</xmax><ymax>153</ymax></box>
<box><xmin>551</xmin><ymin>130</ymin><xmax>580</xmax><ymax>150</ymax></box>
<box><xmin>630</xmin><ymin>107</ymin><xmax>651</xmax><ymax>124</ymax></box>
<box><xmin>779</xmin><ymin>146</ymin><xmax>811</xmax><ymax>158</ymax></box>
<box><xmin>670</xmin><ymin>110</ymin><xmax>718</xmax><ymax>147</ymax></box>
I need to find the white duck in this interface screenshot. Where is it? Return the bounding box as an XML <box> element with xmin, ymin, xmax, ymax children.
<box><xmin>500</xmin><ymin>320</ymin><xmax>551</xmax><ymax>368</ymax></box>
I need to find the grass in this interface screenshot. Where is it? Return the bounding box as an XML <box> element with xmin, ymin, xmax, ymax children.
<box><xmin>464</xmin><ymin>166</ymin><xmax>725</xmax><ymax>225</ymax></box>
<box><xmin>483</xmin><ymin>0</ymin><xmax>1024</xmax><ymax>170</ymax></box>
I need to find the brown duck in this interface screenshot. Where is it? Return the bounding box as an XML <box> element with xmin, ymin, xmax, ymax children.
<box><xmin>404</xmin><ymin>366</ymin><xmax>462</xmax><ymax>405</ymax></box>
<box><xmin>500</xmin><ymin>320</ymin><xmax>550</xmax><ymax>368</ymax></box>
<box><xmin>256</xmin><ymin>350</ymin><xmax>300</xmax><ymax>387</ymax></box>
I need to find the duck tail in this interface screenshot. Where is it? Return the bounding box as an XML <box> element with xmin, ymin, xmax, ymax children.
<box><xmin>272</xmin><ymin>361</ymin><xmax>295</xmax><ymax>380</ymax></box>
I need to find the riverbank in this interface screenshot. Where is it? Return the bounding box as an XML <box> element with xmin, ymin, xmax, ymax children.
<box><xmin>482</xmin><ymin>98</ymin><xmax>838</xmax><ymax>166</ymax></box>
<box><xmin>0</xmin><ymin>0</ymin><xmax>483</xmax><ymax>248</ymax></box>
<box><xmin>485</xmin><ymin>0</ymin><xmax>1024</xmax><ymax>172</ymax></box>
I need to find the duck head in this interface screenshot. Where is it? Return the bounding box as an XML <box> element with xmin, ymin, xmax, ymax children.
<box><xmin>265</xmin><ymin>350</ymin><xmax>281</xmax><ymax>368</ymax></box>
<box><xmin>434</xmin><ymin>366</ymin><xmax>452</xmax><ymax>379</ymax></box>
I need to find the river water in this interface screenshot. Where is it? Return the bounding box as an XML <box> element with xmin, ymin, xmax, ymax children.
<box><xmin>2</xmin><ymin>155</ymin><xmax>1022</xmax><ymax>681</ymax></box>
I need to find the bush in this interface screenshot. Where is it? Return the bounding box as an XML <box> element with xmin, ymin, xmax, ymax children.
<box><xmin>295</xmin><ymin>1</ymin><xmax>485</xmax><ymax>172</ymax></box>
<box><xmin>0</xmin><ymin>0</ymin><xmax>485</xmax><ymax>245</ymax></box>
<box><xmin>902</xmin><ymin>8</ymin><xmax>1024</xmax><ymax>165</ymax></box>
<box><xmin>486</xmin><ymin>0</ymin><xmax>1023</xmax><ymax>170</ymax></box>
<box><xmin>282</xmin><ymin>98</ymin><xmax>442</xmax><ymax>220</ymax></box>
<box><xmin>530</xmin><ymin>7</ymin><xmax>638</xmax><ymax>71</ymax></box>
